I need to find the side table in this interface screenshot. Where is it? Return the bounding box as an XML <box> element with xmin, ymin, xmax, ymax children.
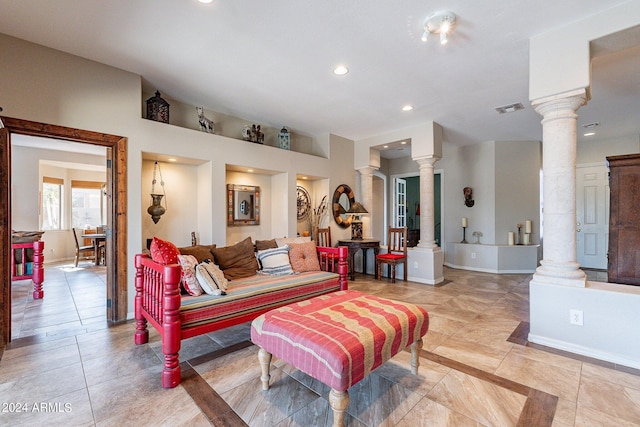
<box><xmin>337</xmin><ymin>239</ymin><xmax>380</xmax><ymax>280</ymax></box>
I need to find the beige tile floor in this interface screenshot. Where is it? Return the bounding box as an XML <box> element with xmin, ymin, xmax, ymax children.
<box><xmin>2</xmin><ymin>262</ymin><xmax>639</xmax><ymax>426</ymax></box>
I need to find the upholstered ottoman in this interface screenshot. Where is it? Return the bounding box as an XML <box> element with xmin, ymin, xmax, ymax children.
<box><xmin>250</xmin><ymin>290</ymin><xmax>429</xmax><ymax>427</ymax></box>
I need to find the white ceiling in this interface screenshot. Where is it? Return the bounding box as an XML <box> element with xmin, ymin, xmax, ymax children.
<box><xmin>1</xmin><ymin>1</ymin><xmax>639</xmax><ymax>158</ymax></box>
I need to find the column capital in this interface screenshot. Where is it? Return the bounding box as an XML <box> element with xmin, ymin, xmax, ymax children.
<box><xmin>356</xmin><ymin>166</ymin><xmax>377</xmax><ymax>176</ymax></box>
<box><xmin>531</xmin><ymin>88</ymin><xmax>588</xmax><ymax>119</ymax></box>
<box><xmin>413</xmin><ymin>155</ymin><xmax>439</xmax><ymax>168</ymax></box>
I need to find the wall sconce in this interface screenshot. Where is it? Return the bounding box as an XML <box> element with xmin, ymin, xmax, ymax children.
<box><xmin>421</xmin><ymin>10</ymin><xmax>457</xmax><ymax>45</ymax></box>
<box><xmin>346</xmin><ymin>201</ymin><xmax>368</xmax><ymax>240</ymax></box>
<box><xmin>147</xmin><ymin>161</ymin><xmax>167</xmax><ymax>224</ymax></box>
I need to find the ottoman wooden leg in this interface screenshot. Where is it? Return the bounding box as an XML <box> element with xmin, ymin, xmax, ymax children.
<box><xmin>258</xmin><ymin>347</ymin><xmax>272</xmax><ymax>390</ymax></box>
<box><xmin>329</xmin><ymin>389</ymin><xmax>349</xmax><ymax>427</ymax></box>
<box><xmin>409</xmin><ymin>338</ymin><xmax>424</xmax><ymax>375</ymax></box>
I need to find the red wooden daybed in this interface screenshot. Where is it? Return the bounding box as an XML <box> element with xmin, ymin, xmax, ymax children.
<box><xmin>134</xmin><ymin>245</ymin><xmax>348</xmax><ymax>388</ymax></box>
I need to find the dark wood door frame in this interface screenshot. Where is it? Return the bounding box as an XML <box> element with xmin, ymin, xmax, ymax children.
<box><xmin>0</xmin><ymin>116</ymin><xmax>128</xmax><ymax>345</ymax></box>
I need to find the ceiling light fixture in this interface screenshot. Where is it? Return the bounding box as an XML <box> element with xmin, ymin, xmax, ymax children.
<box><xmin>422</xmin><ymin>11</ymin><xmax>457</xmax><ymax>45</ymax></box>
<box><xmin>584</xmin><ymin>132</ymin><xmax>595</xmax><ymax>136</ymax></box>
<box><xmin>495</xmin><ymin>103</ymin><xmax>525</xmax><ymax>114</ymax></box>
<box><xmin>402</xmin><ymin>105</ymin><xmax>413</xmax><ymax>111</ymax></box>
<box><xmin>333</xmin><ymin>65</ymin><xmax>349</xmax><ymax>76</ymax></box>
<box><xmin>198</xmin><ymin>0</ymin><xmax>214</xmax><ymax>4</ymax></box>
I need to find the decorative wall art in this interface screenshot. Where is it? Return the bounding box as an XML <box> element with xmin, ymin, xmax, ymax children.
<box><xmin>463</xmin><ymin>186</ymin><xmax>474</xmax><ymax>207</ymax></box>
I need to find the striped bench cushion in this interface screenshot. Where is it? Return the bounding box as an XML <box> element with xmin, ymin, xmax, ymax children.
<box><xmin>251</xmin><ymin>290</ymin><xmax>429</xmax><ymax>391</ymax></box>
<box><xmin>180</xmin><ymin>271</ymin><xmax>341</xmax><ymax>330</ymax></box>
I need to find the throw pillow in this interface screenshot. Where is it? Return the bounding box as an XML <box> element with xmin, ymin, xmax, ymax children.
<box><xmin>289</xmin><ymin>241</ymin><xmax>321</xmax><ymax>273</ymax></box>
<box><xmin>178</xmin><ymin>244</ymin><xmax>217</xmax><ymax>263</ymax></box>
<box><xmin>275</xmin><ymin>236</ymin><xmax>311</xmax><ymax>247</ymax></box>
<box><xmin>195</xmin><ymin>260</ymin><xmax>228</xmax><ymax>296</ymax></box>
<box><xmin>255</xmin><ymin>239</ymin><xmax>278</xmax><ymax>251</ymax></box>
<box><xmin>210</xmin><ymin>236</ymin><xmax>259</xmax><ymax>280</ymax></box>
<box><xmin>177</xmin><ymin>254</ymin><xmax>203</xmax><ymax>296</ymax></box>
<box><xmin>256</xmin><ymin>245</ymin><xmax>294</xmax><ymax>275</ymax></box>
<box><xmin>150</xmin><ymin>237</ymin><xmax>180</xmax><ymax>265</ymax></box>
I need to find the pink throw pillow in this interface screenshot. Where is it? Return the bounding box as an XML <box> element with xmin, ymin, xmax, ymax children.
<box><xmin>289</xmin><ymin>241</ymin><xmax>321</xmax><ymax>273</ymax></box>
<box><xmin>150</xmin><ymin>237</ymin><xmax>180</xmax><ymax>265</ymax></box>
<box><xmin>177</xmin><ymin>254</ymin><xmax>203</xmax><ymax>296</ymax></box>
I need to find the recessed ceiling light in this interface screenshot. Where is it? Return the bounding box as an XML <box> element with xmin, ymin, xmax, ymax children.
<box><xmin>400</xmin><ymin>141</ymin><xmax>407</xmax><ymax>145</ymax></box>
<box><xmin>333</xmin><ymin>65</ymin><xmax>349</xmax><ymax>76</ymax></box>
<box><xmin>302</xmin><ymin>176</ymin><xmax>308</xmax><ymax>180</ymax></box>
<box><xmin>198</xmin><ymin>0</ymin><xmax>214</xmax><ymax>3</ymax></box>
<box><xmin>168</xmin><ymin>158</ymin><xmax>176</xmax><ymax>162</ymax></box>
<box><xmin>247</xmin><ymin>169</ymin><xmax>254</xmax><ymax>173</ymax></box>
<box><xmin>584</xmin><ymin>132</ymin><xmax>595</xmax><ymax>136</ymax></box>
<box><xmin>402</xmin><ymin>105</ymin><xmax>413</xmax><ymax>111</ymax></box>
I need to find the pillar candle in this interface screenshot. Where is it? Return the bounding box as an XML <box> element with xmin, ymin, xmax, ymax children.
<box><xmin>525</xmin><ymin>220</ymin><xmax>532</xmax><ymax>234</ymax></box>
<box><xmin>508</xmin><ymin>232</ymin><xmax>515</xmax><ymax>246</ymax></box>
<box><xmin>462</xmin><ymin>217</ymin><xmax>468</xmax><ymax>227</ymax></box>
<box><xmin>524</xmin><ymin>233</ymin><xmax>530</xmax><ymax>245</ymax></box>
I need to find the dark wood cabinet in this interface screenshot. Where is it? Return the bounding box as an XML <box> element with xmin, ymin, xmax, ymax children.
<box><xmin>607</xmin><ymin>153</ymin><xmax>640</xmax><ymax>285</ymax></box>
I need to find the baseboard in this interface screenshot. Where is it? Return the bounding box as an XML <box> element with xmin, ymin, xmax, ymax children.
<box><xmin>528</xmin><ymin>333</ymin><xmax>640</xmax><ymax>370</ymax></box>
<box><xmin>444</xmin><ymin>262</ymin><xmax>535</xmax><ymax>275</ymax></box>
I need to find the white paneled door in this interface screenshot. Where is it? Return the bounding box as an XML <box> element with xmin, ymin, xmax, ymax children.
<box><xmin>394</xmin><ymin>178</ymin><xmax>407</xmax><ymax>228</ymax></box>
<box><xmin>576</xmin><ymin>163</ymin><xmax>609</xmax><ymax>270</ymax></box>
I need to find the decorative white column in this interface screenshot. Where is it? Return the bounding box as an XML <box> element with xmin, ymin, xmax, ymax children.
<box><xmin>415</xmin><ymin>156</ymin><xmax>439</xmax><ymax>249</ymax></box>
<box><xmin>357</xmin><ymin>166</ymin><xmax>376</xmax><ymax>239</ymax></box>
<box><xmin>532</xmin><ymin>89</ymin><xmax>587</xmax><ymax>287</ymax></box>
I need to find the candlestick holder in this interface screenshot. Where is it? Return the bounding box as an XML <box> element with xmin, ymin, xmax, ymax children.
<box><xmin>516</xmin><ymin>224</ymin><xmax>523</xmax><ymax>245</ymax></box>
<box><xmin>461</xmin><ymin>226</ymin><xmax>468</xmax><ymax>243</ymax></box>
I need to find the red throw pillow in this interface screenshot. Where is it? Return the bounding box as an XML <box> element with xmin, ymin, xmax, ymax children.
<box><xmin>150</xmin><ymin>237</ymin><xmax>180</xmax><ymax>265</ymax></box>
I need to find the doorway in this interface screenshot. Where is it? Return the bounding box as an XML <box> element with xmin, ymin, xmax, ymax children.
<box><xmin>0</xmin><ymin>116</ymin><xmax>128</xmax><ymax>345</ymax></box>
<box><xmin>391</xmin><ymin>172</ymin><xmax>442</xmax><ymax>247</ymax></box>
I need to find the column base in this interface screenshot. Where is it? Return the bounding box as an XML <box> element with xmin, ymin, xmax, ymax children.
<box><xmin>532</xmin><ymin>259</ymin><xmax>586</xmax><ymax>287</ymax></box>
<box><xmin>407</xmin><ymin>246</ymin><xmax>444</xmax><ymax>285</ymax></box>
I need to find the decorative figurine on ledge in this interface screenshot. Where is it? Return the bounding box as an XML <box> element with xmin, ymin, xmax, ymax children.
<box><xmin>463</xmin><ymin>186</ymin><xmax>475</xmax><ymax>207</ymax></box>
<box><xmin>241</xmin><ymin>124</ymin><xmax>264</xmax><ymax>144</ymax></box>
<box><xmin>196</xmin><ymin>106</ymin><xmax>215</xmax><ymax>133</ymax></box>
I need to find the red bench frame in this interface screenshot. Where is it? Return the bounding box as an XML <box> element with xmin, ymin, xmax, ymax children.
<box><xmin>134</xmin><ymin>245</ymin><xmax>348</xmax><ymax>388</ymax></box>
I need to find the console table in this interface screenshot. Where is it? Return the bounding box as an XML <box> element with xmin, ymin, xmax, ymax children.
<box><xmin>337</xmin><ymin>239</ymin><xmax>380</xmax><ymax>280</ymax></box>
<box><xmin>11</xmin><ymin>240</ymin><xmax>45</xmax><ymax>299</ymax></box>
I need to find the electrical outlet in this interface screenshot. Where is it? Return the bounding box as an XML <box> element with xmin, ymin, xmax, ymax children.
<box><xmin>570</xmin><ymin>309</ymin><xmax>583</xmax><ymax>326</ymax></box>
<box><xmin>413</xmin><ymin>262</ymin><xmax>418</xmax><ymax>269</ymax></box>
<box><xmin>471</xmin><ymin>252</ymin><xmax>476</xmax><ymax>259</ymax></box>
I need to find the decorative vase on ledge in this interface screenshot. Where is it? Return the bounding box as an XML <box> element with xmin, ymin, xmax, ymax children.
<box><xmin>278</xmin><ymin>126</ymin><xmax>290</xmax><ymax>150</ymax></box>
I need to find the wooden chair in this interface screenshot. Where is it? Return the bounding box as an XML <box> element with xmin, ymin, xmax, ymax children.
<box><xmin>316</xmin><ymin>227</ymin><xmax>336</xmax><ymax>271</ymax></box>
<box><xmin>316</xmin><ymin>227</ymin><xmax>332</xmax><ymax>247</ymax></box>
<box><xmin>72</xmin><ymin>228</ymin><xmax>95</xmax><ymax>267</ymax></box>
<box><xmin>376</xmin><ymin>227</ymin><xmax>408</xmax><ymax>283</ymax></box>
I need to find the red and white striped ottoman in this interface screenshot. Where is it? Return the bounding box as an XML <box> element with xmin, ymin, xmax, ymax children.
<box><xmin>250</xmin><ymin>290</ymin><xmax>429</xmax><ymax>427</ymax></box>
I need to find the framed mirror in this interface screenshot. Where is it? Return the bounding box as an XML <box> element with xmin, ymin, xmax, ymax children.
<box><xmin>332</xmin><ymin>184</ymin><xmax>355</xmax><ymax>229</ymax></box>
<box><xmin>227</xmin><ymin>184</ymin><xmax>260</xmax><ymax>225</ymax></box>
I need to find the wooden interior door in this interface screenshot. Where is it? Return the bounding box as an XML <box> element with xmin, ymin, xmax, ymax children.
<box><xmin>607</xmin><ymin>153</ymin><xmax>640</xmax><ymax>285</ymax></box>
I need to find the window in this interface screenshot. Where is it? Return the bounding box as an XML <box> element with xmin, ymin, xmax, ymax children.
<box><xmin>71</xmin><ymin>180</ymin><xmax>105</xmax><ymax>228</ymax></box>
<box><xmin>42</xmin><ymin>177</ymin><xmax>63</xmax><ymax>230</ymax></box>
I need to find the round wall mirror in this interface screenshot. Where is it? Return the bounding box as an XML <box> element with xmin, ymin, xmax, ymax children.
<box><xmin>332</xmin><ymin>184</ymin><xmax>355</xmax><ymax>228</ymax></box>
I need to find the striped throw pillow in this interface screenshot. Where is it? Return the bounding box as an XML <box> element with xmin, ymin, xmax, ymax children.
<box><xmin>257</xmin><ymin>245</ymin><xmax>294</xmax><ymax>275</ymax></box>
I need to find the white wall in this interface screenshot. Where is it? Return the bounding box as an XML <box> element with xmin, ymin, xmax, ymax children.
<box><xmin>1</xmin><ymin>33</ymin><xmax>355</xmax><ymax>318</ymax></box>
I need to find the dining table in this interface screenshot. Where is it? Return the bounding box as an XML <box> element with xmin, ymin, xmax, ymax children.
<box><xmin>81</xmin><ymin>233</ymin><xmax>106</xmax><ymax>265</ymax></box>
